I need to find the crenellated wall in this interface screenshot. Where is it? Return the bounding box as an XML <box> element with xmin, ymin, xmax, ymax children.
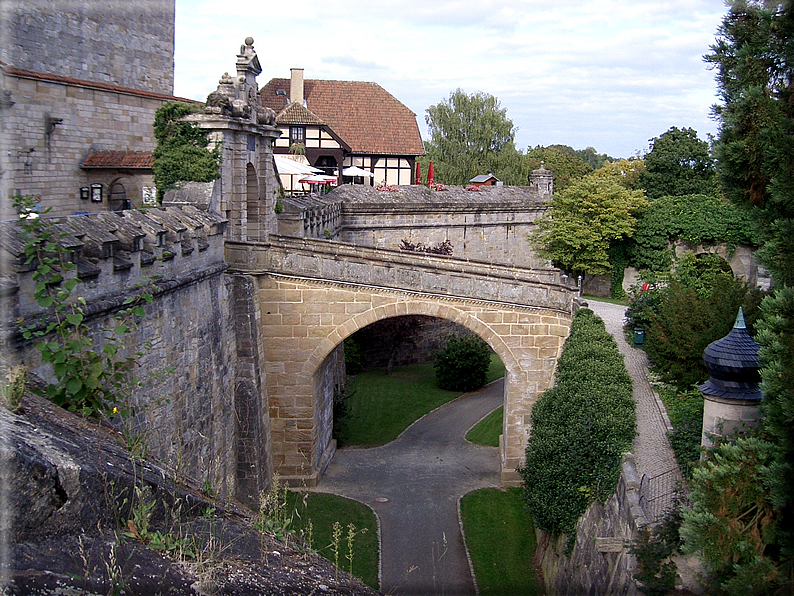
<box><xmin>2</xmin><ymin>206</ymin><xmax>270</xmax><ymax>503</ymax></box>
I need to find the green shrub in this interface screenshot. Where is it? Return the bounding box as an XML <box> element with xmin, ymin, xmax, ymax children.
<box><xmin>520</xmin><ymin>308</ymin><xmax>636</xmax><ymax>543</ymax></box>
<box><xmin>626</xmin><ymin>252</ymin><xmax>759</xmax><ymax>390</ymax></box>
<box><xmin>629</xmin><ymin>504</ymin><xmax>683</xmax><ymax>596</ymax></box>
<box><xmin>658</xmin><ymin>387</ymin><xmax>704</xmax><ymax>479</ymax></box>
<box><xmin>433</xmin><ymin>334</ymin><xmax>492</xmax><ymax>392</ymax></box>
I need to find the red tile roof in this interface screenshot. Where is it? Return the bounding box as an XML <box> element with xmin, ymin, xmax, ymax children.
<box><xmin>261</xmin><ymin>78</ymin><xmax>424</xmax><ymax>156</ymax></box>
<box><xmin>278</xmin><ymin>101</ymin><xmax>326</xmax><ymax>126</ymax></box>
<box><xmin>81</xmin><ymin>150</ymin><xmax>154</xmax><ymax>169</ymax></box>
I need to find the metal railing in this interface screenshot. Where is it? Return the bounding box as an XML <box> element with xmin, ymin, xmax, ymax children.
<box><xmin>639</xmin><ymin>467</ymin><xmax>689</xmax><ymax>523</ymax></box>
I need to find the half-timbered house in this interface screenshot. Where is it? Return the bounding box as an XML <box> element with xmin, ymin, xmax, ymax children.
<box><xmin>261</xmin><ymin>68</ymin><xmax>424</xmax><ymax>192</ymax></box>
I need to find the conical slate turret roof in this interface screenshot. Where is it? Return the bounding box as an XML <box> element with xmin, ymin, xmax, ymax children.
<box><xmin>698</xmin><ymin>308</ymin><xmax>762</xmax><ymax>401</ymax></box>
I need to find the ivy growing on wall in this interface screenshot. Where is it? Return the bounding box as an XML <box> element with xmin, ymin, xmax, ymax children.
<box><xmin>152</xmin><ymin>102</ymin><xmax>220</xmax><ymax>201</ymax></box>
<box><xmin>520</xmin><ymin>309</ymin><xmax>635</xmax><ymax>545</ymax></box>
<box><xmin>627</xmin><ymin>193</ymin><xmax>761</xmax><ymax>273</ymax></box>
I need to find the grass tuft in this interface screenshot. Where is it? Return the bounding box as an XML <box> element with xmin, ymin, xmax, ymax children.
<box><xmin>286</xmin><ymin>491</ymin><xmax>379</xmax><ymax>589</ymax></box>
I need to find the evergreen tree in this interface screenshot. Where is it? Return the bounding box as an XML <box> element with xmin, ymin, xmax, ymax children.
<box><xmin>706</xmin><ymin>0</ymin><xmax>794</xmax><ymax>286</ymax></box>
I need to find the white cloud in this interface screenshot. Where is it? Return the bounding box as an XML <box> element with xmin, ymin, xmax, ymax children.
<box><xmin>174</xmin><ymin>0</ymin><xmax>726</xmax><ymax>157</ymax></box>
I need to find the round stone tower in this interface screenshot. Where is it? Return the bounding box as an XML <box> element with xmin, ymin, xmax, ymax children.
<box><xmin>699</xmin><ymin>308</ymin><xmax>762</xmax><ymax>449</ymax></box>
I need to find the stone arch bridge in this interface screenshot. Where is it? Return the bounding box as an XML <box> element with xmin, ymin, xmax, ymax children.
<box><xmin>227</xmin><ymin>235</ymin><xmax>576</xmax><ymax>486</ymax></box>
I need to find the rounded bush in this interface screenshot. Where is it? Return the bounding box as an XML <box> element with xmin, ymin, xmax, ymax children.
<box><xmin>433</xmin><ymin>334</ymin><xmax>492</xmax><ymax>392</ymax></box>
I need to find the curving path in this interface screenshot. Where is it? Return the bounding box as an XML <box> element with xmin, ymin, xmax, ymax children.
<box><xmin>313</xmin><ymin>379</ymin><xmax>503</xmax><ymax>596</ymax></box>
<box><xmin>313</xmin><ymin>301</ymin><xmax>681</xmax><ymax>594</ymax></box>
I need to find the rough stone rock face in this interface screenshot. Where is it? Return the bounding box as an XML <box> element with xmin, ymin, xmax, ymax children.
<box><xmin>0</xmin><ymin>393</ymin><xmax>380</xmax><ymax>595</ymax></box>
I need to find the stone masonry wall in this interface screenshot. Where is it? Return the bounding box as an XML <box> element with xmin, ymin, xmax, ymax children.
<box><xmin>535</xmin><ymin>453</ymin><xmax>647</xmax><ymax>596</ymax></box>
<box><xmin>2</xmin><ymin>207</ymin><xmax>266</xmax><ymax>501</ymax></box>
<box><xmin>2</xmin><ymin>0</ymin><xmax>175</xmax><ymax>94</ymax></box>
<box><xmin>332</xmin><ymin>185</ymin><xmax>549</xmax><ymax>269</ymax></box>
<box><xmin>352</xmin><ymin>315</ymin><xmax>471</xmax><ymax>369</ymax></box>
<box><xmin>1</xmin><ymin>70</ymin><xmax>181</xmax><ymax>218</ymax></box>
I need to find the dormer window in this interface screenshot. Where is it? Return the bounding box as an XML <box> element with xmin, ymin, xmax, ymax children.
<box><xmin>290</xmin><ymin>126</ymin><xmax>305</xmax><ymax>144</ymax></box>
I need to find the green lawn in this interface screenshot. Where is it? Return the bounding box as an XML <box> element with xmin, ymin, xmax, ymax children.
<box><xmin>460</xmin><ymin>487</ymin><xmax>541</xmax><ymax>596</ymax></box>
<box><xmin>466</xmin><ymin>406</ymin><xmax>503</xmax><ymax>447</ymax></box>
<box><xmin>338</xmin><ymin>353</ymin><xmax>504</xmax><ymax>447</ymax></box>
<box><xmin>286</xmin><ymin>491</ymin><xmax>380</xmax><ymax>589</ymax></box>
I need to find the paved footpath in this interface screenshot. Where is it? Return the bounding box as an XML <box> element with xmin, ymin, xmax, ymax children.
<box><xmin>587</xmin><ymin>301</ymin><xmax>682</xmax><ymax>491</ymax></box>
<box><xmin>314</xmin><ymin>301</ymin><xmax>680</xmax><ymax>595</ymax></box>
<box><xmin>313</xmin><ymin>380</ymin><xmax>503</xmax><ymax>596</ymax></box>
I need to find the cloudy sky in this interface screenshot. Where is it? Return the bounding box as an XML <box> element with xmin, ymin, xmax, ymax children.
<box><xmin>174</xmin><ymin>0</ymin><xmax>728</xmax><ymax>159</ymax></box>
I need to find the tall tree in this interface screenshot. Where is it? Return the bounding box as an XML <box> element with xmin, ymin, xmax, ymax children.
<box><xmin>424</xmin><ymin>89</ymin><xmax>522</xmax><ymax>185</ymax></box>
<box><xmin>705</xmin><ymin>0</ymin><xmax>794</xmax><ymax>286</ymax></box>
<box><xmin>529</xmin><ymin>176</ymin><xmax>646</xmax><ymax>276</ymax></box>
<box><xmin>637</xmin><ymin>126</ymin><xmax>717</xmax><ymax>199</ymax></box>
<box><xmin>525</xmin><ymin>146</ymin><xmax>593</xmax><ymax>192</ymax></box>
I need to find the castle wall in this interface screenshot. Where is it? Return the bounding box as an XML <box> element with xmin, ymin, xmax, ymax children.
<box><xmin>1</xmin><ymin>69</ymin><xmax>185</xmax><ymax>218</ymax></box>
<box><xmin>1</xmin><ymin>0</ymin><xmax>175</xmax><ymax>94</ymax></box>
<box><xmin>3</xmin><ymin>207</ymin><xmax>271</xmax><ymax>502</ymax></box>
<box><xmin>295</xmin><ymin>185</ymin><xmax>549</xmax><ymax>268</ymax></box>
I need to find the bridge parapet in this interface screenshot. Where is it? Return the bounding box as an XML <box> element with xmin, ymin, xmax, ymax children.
<box><xmin>226</xmin><ymin>236</ymin><xmax>576</xmax><ymax>314</ymax></box>
<box><xmin>276</xmin><ymin>195</ymin><xmax>343</xmax><ymax>240</ymax></box>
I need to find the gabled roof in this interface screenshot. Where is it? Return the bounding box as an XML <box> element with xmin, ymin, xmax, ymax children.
<box><xmin>471</xmin><ymin>173</ymin><xmax>500</xmax><ymax>183</ymax></box>
<box><xmin>278</xmin><ymin>101</ymin><xmax>326</xmax><ymax>126</ymax></box>
<box><xmin>261</xmin><ymin>78</ymin><xmax>424</xmax><ymax>157</ymax></box>
<box><xmin>81</xmin><ymin>150</ymin><xmax>154</xmax><ymax>169</ymax></box>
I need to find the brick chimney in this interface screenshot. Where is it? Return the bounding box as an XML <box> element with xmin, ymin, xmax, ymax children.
<box><xmin>290</xmin><ymin>68</ymin><xmax>304</xmax><ymax>106</ymax></box>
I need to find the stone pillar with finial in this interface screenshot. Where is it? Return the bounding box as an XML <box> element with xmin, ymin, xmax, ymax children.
<box><xmin>698</xmin><ymin>307</ymin><xmax>762</xmax><ymax>450</ymax></box>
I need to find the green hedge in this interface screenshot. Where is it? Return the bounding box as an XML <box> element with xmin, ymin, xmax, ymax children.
<box><xmin>520</xmin><ymin>309</ymin><xmax>636</xmax><ymax>542</ymax></box>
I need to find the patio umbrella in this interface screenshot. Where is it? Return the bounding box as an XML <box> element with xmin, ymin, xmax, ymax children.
<box><xmin>415</xmin><ymin>162</ymin><xmax>422</xmax><ymax>185</ymax></box>
<box><xmin>342</xmin><ymin>166</ymin><xmax>373</xmax><ymax>178</ymax></box>
<box><xmin>299</xmin><ymin>174</ymin><xmax>337</xmax><ymax>185</ymax></box>
<box><xmin>273</xmin><ymin>155</ymin><xmax>322</xmax><ymax>175</ymax></box>
<box><xmin>427</xmin><ymin>161</ymin><xmax>434</xmax><ymax>186</ymax></box>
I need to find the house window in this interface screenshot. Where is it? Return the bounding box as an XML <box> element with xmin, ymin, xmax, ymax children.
<box><xmin>290</xmin><ymin>126</ymin><xmax>305</xmax><ymax>144</ymax></box>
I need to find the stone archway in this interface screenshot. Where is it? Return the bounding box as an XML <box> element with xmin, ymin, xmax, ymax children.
<box><xmin>258</xmin><ymin>274</ymin><xmax>570</xmax><ymax>487</ymax></box>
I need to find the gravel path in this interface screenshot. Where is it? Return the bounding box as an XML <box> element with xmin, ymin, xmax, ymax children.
<box><xmin>587</xmin><ymin>300</ymin><xmax>683</xmax><ymax>516</ymax></box>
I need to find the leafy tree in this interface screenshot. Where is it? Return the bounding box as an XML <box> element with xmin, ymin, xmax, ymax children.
<box><xmin>424</xmin><ymin>89</ymin><xmax>523</xmax><ymax>185</ymax></box>
<box><xmin>152</xmin><ymin>102</ymin><xmax>220</xmax><ymax>200</ymax></box>
<box><xmin>433</xmin><ymin>334</ymin><xmax>491</xmax><ymax>392</ymax></box>
<box><xmin>529</xmin><ymin>176</ymin><xmax>646</xmax><ymax>276</ymax></box>
<box><xmin>590</xmin><ymin>158</ymin><xmax>646</xmax><ymax>190</ymax></box>
<box><xmin>637</xmin><ymin>127</ymin><xmax>717</xmax><ymax>199</ymax></box>
<box><xmin>573</xmin><ymin>145</ymin><xmax>613</xmax><ymax>170</ymax></box>
<box><xmin>706</xmin><ymin>1</ymin><xmax>794</xmax><ymax>287</ymax></box>
<box><xmin>525</xmin><ymin>146</ymin><xmax>593</xmax><ymax>192</ymax></box>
